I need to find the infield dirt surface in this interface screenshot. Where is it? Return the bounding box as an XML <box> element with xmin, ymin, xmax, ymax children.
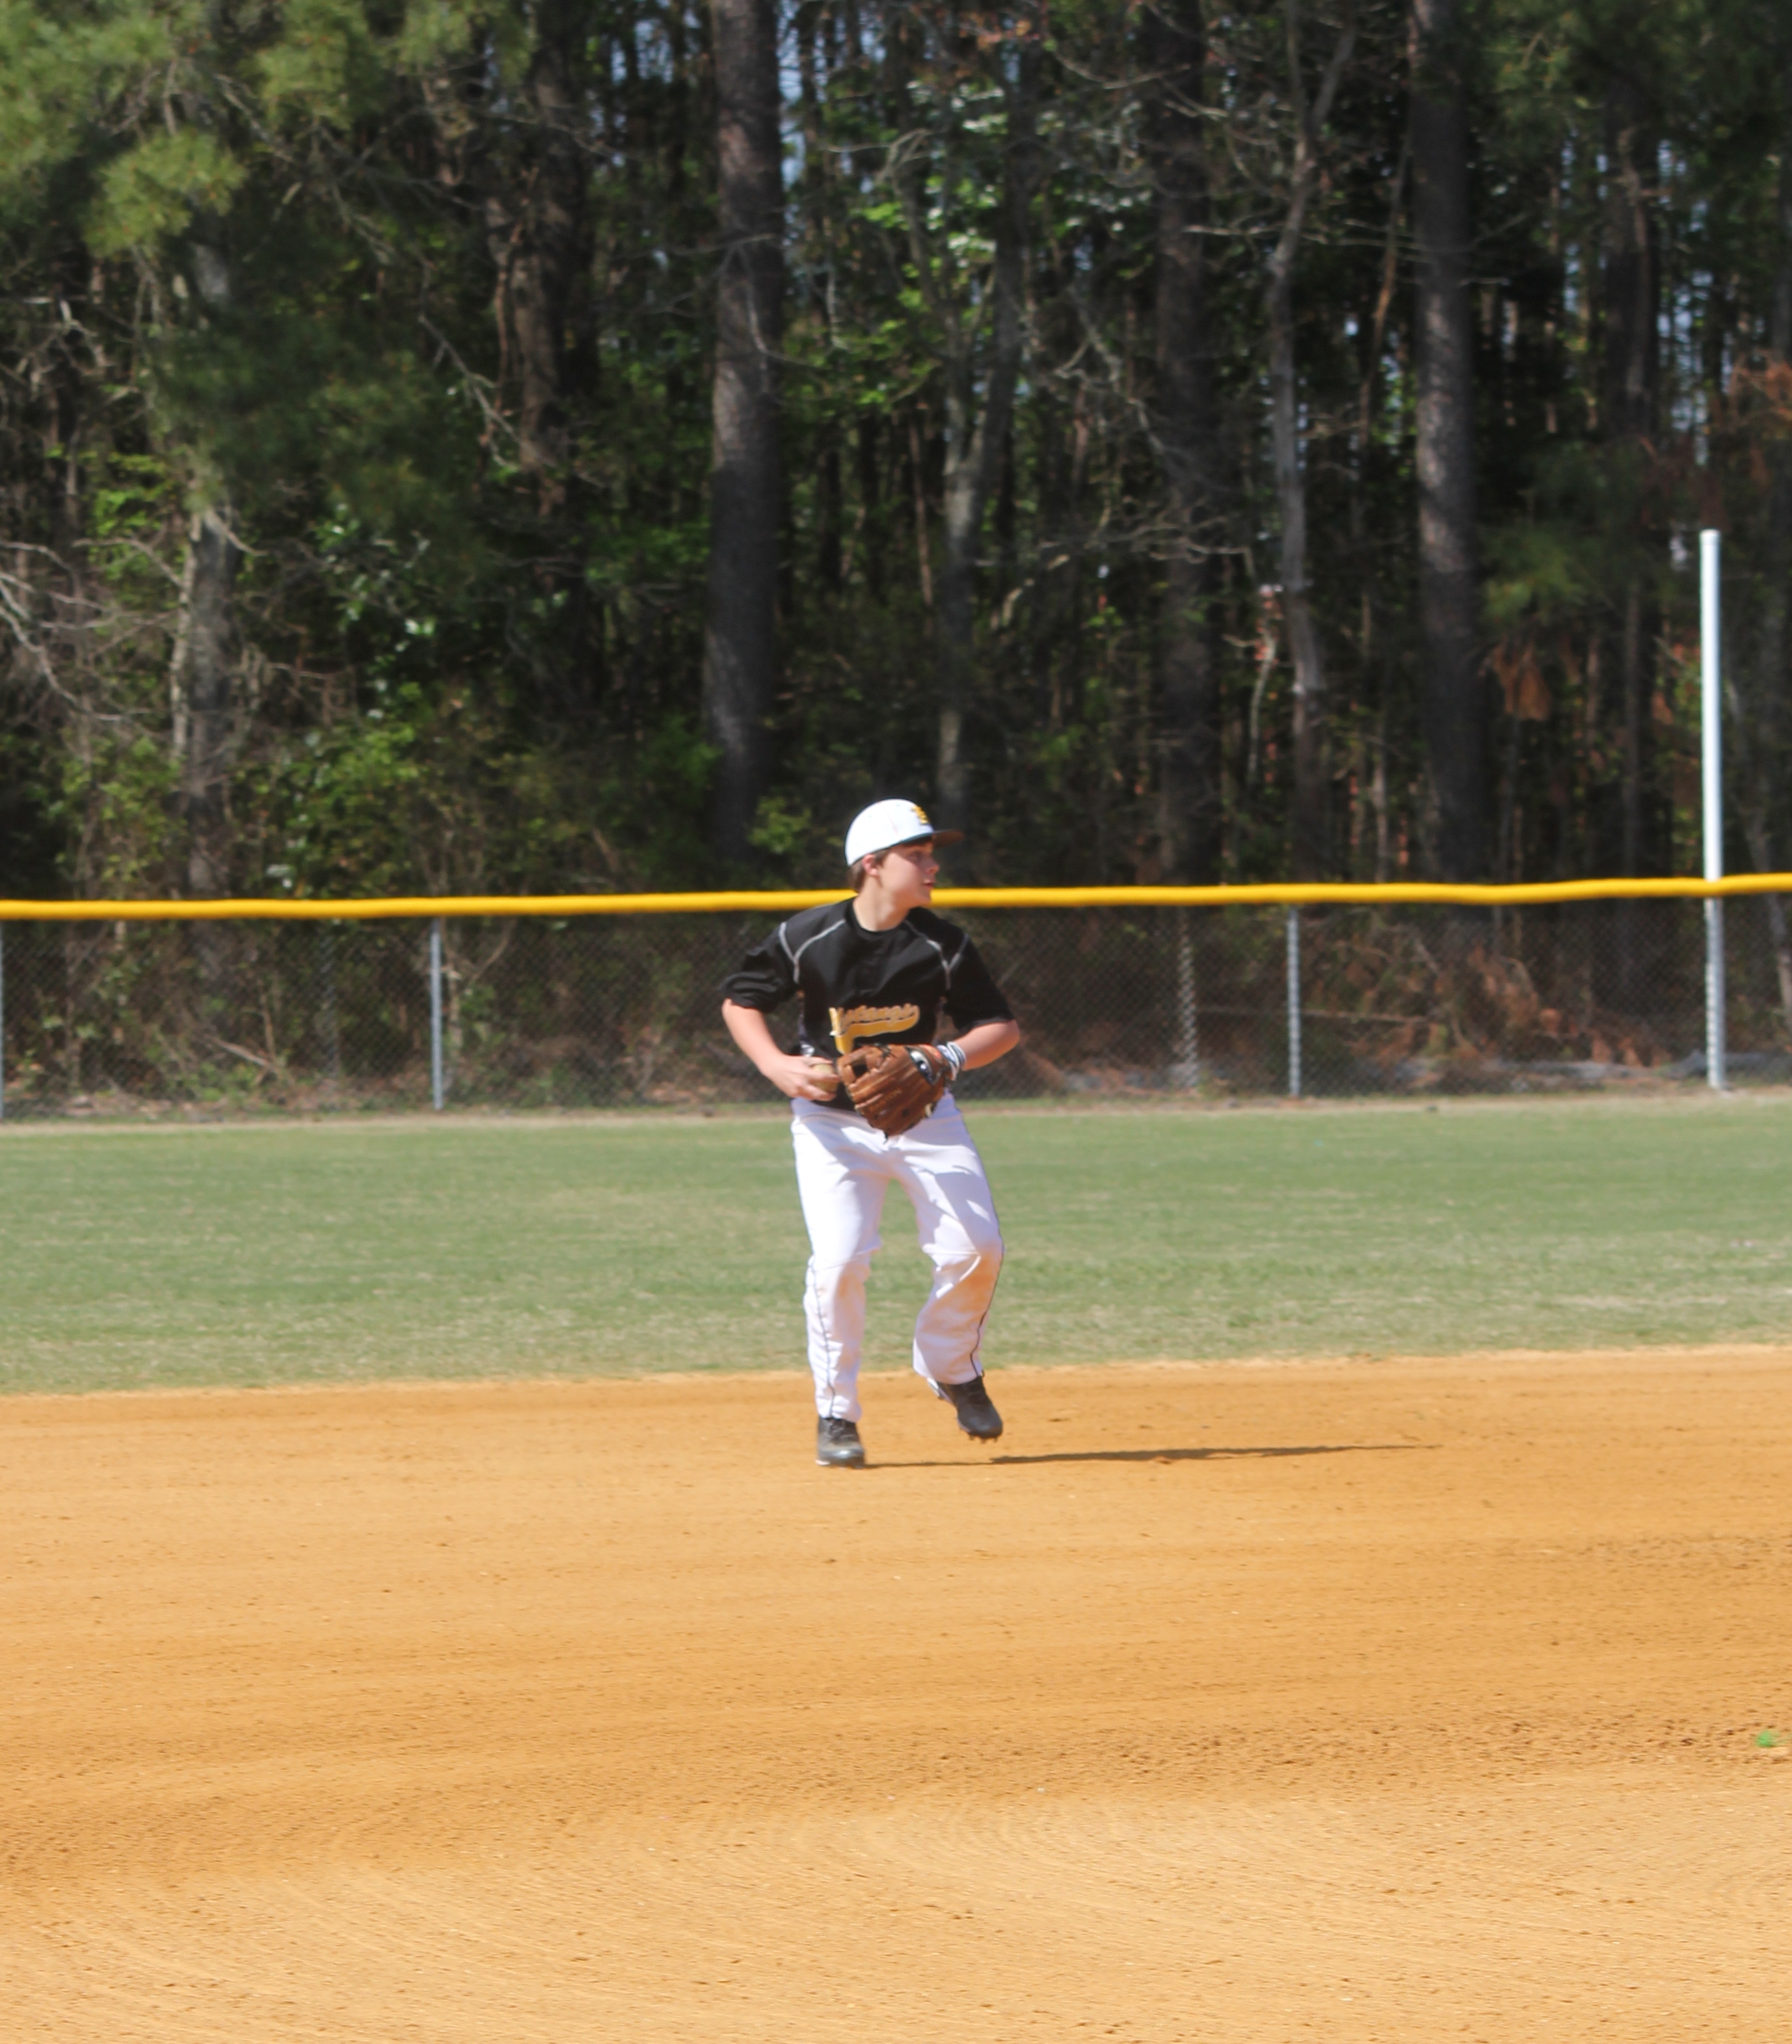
<box><xmin>5</xmin><ymin>1349</ymin><xmax>1789</xmax><ymax>2042</ymax></box>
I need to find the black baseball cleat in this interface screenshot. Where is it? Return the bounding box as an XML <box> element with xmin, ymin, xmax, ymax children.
<box><xmin>816</xmin><ymin>1416</ymin><xmax>866</xmax><ymax>1468</ymax></box>
<box><xmin>940</xmin><ymin>1376</ymin><xmax>1004</xmax><ymax>1442</ymax></box>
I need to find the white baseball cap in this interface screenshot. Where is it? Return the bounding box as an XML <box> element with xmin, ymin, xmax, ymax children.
<box><xmin>843</xmin><ymin>798</ymin><xmax>963</xmax><ymax>868</ymax></box>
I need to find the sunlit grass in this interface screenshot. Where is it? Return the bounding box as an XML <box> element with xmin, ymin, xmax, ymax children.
<box><xmin>2</xmin><ymin>1093</ymin><xmax>1787</xmax><ymax>1393</ymax></box>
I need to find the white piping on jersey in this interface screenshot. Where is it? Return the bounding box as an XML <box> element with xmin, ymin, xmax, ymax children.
<box><xmin>779</xmin><ymin>915</ymin><xmax>849</xmax><ymax>973</ymax></box>
<box><xmin>909</xmin><ymin>926</ymin><xmax>970</xmax><ymax>988</ymax></box>
<box><xmin>781</xmin><ymin>912</ymin><xmax>966</xmax><ymax>986</ymax></box>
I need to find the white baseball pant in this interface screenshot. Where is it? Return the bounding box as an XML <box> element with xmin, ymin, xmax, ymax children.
<box><xmin>790</xmin><ymin>1094</ymin><xmax>1004</xmax><ymax>1421</ymax></box>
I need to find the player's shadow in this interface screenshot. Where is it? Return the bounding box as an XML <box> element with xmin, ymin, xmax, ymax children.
<box><xmin>876</xmin><ymin>1442</ymin><xmax>1426</xmax><ymax>1470</ymax></box>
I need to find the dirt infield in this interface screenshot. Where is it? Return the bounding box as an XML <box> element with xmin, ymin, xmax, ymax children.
<box><xmin>5</xmin><ymin>1352</ymin><xmax>1790</xmax><ymax>2041</ymax></box>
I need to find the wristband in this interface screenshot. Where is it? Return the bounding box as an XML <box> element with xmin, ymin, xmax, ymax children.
<box><xmin>941</xmin><ymin>1040</ymin><xmax>967</xmax><ymax>1080</ymax></box>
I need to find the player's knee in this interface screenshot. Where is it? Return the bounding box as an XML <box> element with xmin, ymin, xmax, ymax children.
<box><xmin>810</xmin><ymin>1252</ymin><xmax>875</xmax><ymax>1295</ymax></box>
<box><xmin>940</xmin><ymin>1233</ymin><xmax>1002</xmax><ymax>1282</ymax></box>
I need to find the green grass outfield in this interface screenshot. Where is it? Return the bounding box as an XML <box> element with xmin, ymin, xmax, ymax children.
<box><xmin>2</xmin><ymin>1094</ymin><xmax>1789</xmax><ymax>1395</ymax></box>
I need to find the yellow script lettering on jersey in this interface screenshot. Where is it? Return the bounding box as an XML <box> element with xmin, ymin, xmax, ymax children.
<box><xmin>829</xmin><ymin>1003</ymin><xmax>921</xmax><ymax>1056</ymax></box>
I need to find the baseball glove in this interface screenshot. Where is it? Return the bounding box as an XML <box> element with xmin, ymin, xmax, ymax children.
<box><xmin>837</xmin><ymin>1041</ymin><xmax>957</xmax><ymax>1137</ymax></box>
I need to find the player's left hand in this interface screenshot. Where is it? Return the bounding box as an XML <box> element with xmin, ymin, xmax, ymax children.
<box><xmin>837</xmin><ymin>1041</ymin><xmax>962</xmax><ymax>1136</ymax></box>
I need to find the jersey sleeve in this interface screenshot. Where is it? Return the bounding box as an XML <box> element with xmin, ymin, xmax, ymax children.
<box><xmin>941</xmin><ymin>934</ymin><xmax>1013</xmax><ymax>1032</ymax></box>
<box><xmin>720</xmin><ymin>923</ymin><xmax>799</xmax><ymax>1012</ymax></box>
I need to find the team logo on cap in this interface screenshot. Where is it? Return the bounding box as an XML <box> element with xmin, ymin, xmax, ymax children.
<box><xmin>844</xmin><ymin>796</ymin><xmax>959</xmax><ymax>866</ymax></box>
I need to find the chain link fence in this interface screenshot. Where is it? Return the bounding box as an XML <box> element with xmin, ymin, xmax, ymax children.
<box><xmin>2</xmin><ymin>895</ymin><xmax>1789</xmax><ymax>1118</ymax></box>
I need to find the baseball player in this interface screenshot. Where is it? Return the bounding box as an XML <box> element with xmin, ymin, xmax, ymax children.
<box><xmin>721</xmin><ymin>799</ymin><xmax>1021</xmax><ymax>1467</ymax></box>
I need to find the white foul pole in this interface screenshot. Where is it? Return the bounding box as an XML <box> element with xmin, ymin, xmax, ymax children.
<box><xmin>1700</xmin><ymin>528</ymin><xmax>1726</xmax><ymax>1090</ymax></box>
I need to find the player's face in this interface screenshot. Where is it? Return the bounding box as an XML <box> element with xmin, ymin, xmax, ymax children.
<box><xmin>884</xmin><ymin>838</ymin><xmax>938</xmax><ymax>902</ymax></box>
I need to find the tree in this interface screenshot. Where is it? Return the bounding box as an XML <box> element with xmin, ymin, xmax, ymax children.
<box><xmin>3</xmin><ymin>0</ymin><xmax>1792</xmax><ymax>919</ymax></box>
<box><xmin>482</xmin><ymin>0</ymin><xmax>593</xmax><ymax>504</ymax></box>
<box><xmin>1143</xmin><ymin>0</ymin><xmax>1223</xmax><ymax>882</ymax></box>
<box><xmin>1601</xmin><ymin>64</ymin><xmax>1660</xmax><ymax>882</ymax></box>
<box><xmin>1726</xmin><ymin>42</ymin><xmax>1792</xmax><ymax>1028</ymax></box>
<box><xmin>886</xmin><ymin>7</ymin><xmax>1043</xmax><ymax>845</ymax></box>
<box><xmin>1263</xmin><ymin>0</ymin><xmax>1355</xmax><ymax>877</ymax></box>
<box><xmin>0</xmin><ymin>5</ymin><xmax>260</xmax><ymax>906</ymax></box>
<box><xmin>1411</xmin><ymin>0</ymin><xmax>1485</xmax><ymax>880</ymax></box>
<box><xmin>702</xmin><ymin>0</ymin><xmax>784</xmax><ymax>864</ymax></box>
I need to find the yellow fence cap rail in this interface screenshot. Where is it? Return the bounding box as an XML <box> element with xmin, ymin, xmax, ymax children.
<box><xmin>0</xmin><ymin>875</ymin><xmax>1789</xmax><ymax>920</ymax></box>
<box><xmin>935</xmin><ymin>876</ymin><xmax>1792</xmax><ymax>908</ymax></box>
<box><xmin>0</xmin><ymin>891</ymin><xmax>849</xmax><ymax>921</ymax></box>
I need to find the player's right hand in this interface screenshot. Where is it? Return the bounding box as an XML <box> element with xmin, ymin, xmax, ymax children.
<box><xmin>769</xmin><ymin>1053</ymin><xmax>842</xmax><ymax>1103</ymax></box>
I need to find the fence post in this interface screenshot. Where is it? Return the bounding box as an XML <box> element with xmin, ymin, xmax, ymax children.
<box><xmin>1700</xmin><ymin>528</ymin><xmax>1726</xmax><ymax>1091</ymax></box>
<box><xmin>429</xmin><ymin>917</ymin><xmax>446</xmax><ymax>1111</ymax></box>
<box><xmin>319</xmin><ymin>922</ymin><xmax>341</xmax><ymax>1088</ymax></box>
<box><xmin>1170</xmin><ymin>908</ymin><xmax>1199</xmax><ymax>1090</ymax></box>
<box><xmin>1286</xmin><ymin>906</ymin><xmax>1302</xmax><ymax>1101</ymax></box>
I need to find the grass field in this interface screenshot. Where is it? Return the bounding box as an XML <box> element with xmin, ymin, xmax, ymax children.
<box><xmin>3</xmin><ymin>1092</ymin><xmax>1789</xmax><ymax>1394</ymax></box>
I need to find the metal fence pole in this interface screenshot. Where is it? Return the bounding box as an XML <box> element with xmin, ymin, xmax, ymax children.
<box><xmin>1701</xmin><ymin>528</ymin><xmax>1726</xmax><ymax>1091</ymax></box>
<box><xmin>319</xmin><ymin>922</ymin><xmax>341</xmax><ymax>1088</ymax></box>
<box><xmin>1705</xmin><ymin>901</ymin><xmax>1728</xmax><ymax>1092</ymax></box>
<box><xmin>1286</xmin><ymin>906</ymin><xmax>1302</xmax><ymax>1100</ymax></box>
<box><xmin>1170</xmin><ymin>908</ymin><xmax>1199</xmax><ymax>1089</ymax></box>
<box><xmin>429</xmin><ymin>917</ymin><xmax>446</xmax><ymax>1111</ymax></box>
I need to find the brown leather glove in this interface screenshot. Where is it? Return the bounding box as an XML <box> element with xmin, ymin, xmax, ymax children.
<box><xmin>836</xmin><ymin>1042</ymin><xmax>957</xmax><ymax>1137</ymax></box>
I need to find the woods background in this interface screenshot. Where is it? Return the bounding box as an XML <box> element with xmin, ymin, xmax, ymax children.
<box><xmin>1</xmin><ymin>0</ymin><xmax>1789</xmax><ymax>902</ymax></box>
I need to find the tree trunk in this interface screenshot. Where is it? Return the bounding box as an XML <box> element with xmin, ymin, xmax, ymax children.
<box><xmin>932</xmin><ymin>32</ymin><xmax>1042</xmax><ymax>845</ymax></box>
<box><xmin>702</xmin><ymin>0</ymin><xmax>784</xmax><ymax>865</ymax></box>
<box><xmin>492</xmin><ymin>0</ymin><xmax>589</xmax><ymax>500</ymax></box>
<box><xmin>476</xmin><ymin>0</ymin><xmax>595</xmax><ymax>723</ymax></box>
<box><xmin>1268</xmin><ymin>277</ymin><xmax>1328</xmax><ymax>877</ymax></box>
<box><xmin>816</xmin><ymin>438</ymin><xmax>843</xmax><ymax>594</ymax></box>
<box><xmin>857</xmin><ymin>416</ymin><xmax>883</xmax><ymax>601</ymax></box>
<box><xmin>1411</xmin><ymin>0</ymin><xmax>1484</xmax><ymax>881</ymax></box>
<box><xmin>1599</xmin><ymin>73</ymin><xmax>1661</xmax><ymax>1001</ymax></box>
<box><xmin>1602</xmin><ymin>74</ymin><xmax>1659</xmax><ymax>881</ymax></box>
<box><xmin>1144</xmin><ymin>0</ymin><xmax>1222</xmax><ymax>883</ymax></box>
<box><xmin>1740</xmin><ymin>61</ymin><xmax>1792</xmax><ymax>1035</ymax></box>
<box><xmin>169</xmin><ymin>222</ymin><xmax>241</xmax><ymax>926</ymax></box>
<box><xmin>1264</xmin><ymin>3</ymin><xmax>1353</xmax><ymax>880</ymax></box>
<box><xmin>1778</xmin><ymin>60</ymin><xmax>1792</xmax><ymax>362</ymax></box>
<box><xmin>797</xmin><ymin>1</ymin><xmax>843</xmax><ymax>602</ymax></box>
<box><xmin>170</xmin><ymin>503</ymin><xmax>240</xmax><ymax>902</ymax></box>
<box><xmin>1602</xmin><ymin>83</ymin><xmax>1659</xmax><ymax>448</ymax></box>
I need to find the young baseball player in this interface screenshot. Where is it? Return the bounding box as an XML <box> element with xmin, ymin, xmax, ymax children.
<box><xmin>721</xmin><ymin>799</ymin><xmax>1021</xmax><ymax>1467</ymax></box>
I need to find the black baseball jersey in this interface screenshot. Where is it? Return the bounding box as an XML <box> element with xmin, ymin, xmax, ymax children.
<box><xmin>723</xmin><ymin>902</ymin><xmax>1013</xmax><ymax>1105</ymax></box>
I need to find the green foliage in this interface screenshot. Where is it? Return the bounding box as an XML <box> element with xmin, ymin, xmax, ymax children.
<box><xmin>749</xmin><ymin>792</ymin><xmax>827</xmax><ymax>869</ymax></box>
<box><xmin>47</xmin><ymin>734</ymin><xmax>179</xmax><ymax>897</ymax></box>
<box><xmin>0</xmin><ymin>0</ymin><xmax>1788</xmax><ymax>902</ymax></box>
<box><xmin>0</xmin><ymin>0</ymin><xmax>168</xmax><ymax>216</ymax></box>
<box><xmin>88</xmin><ymin>130</ymin><xmax>248</xmax><ymax>256</ymax></box>
<box><xmin>253</xmin><ymin>0</ymin><xmax>388</xmax><ymax>127</ymax></box>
